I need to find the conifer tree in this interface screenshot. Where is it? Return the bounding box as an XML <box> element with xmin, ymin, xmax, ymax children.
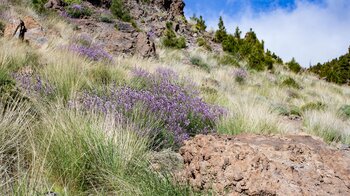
<box><xmin>214</xmin><ymin>16</ymin><xmax>227</xmax><ymax>43</ymax></box>
<box><xmin>234</xmin><ymin>26</ymin><xmax>241</xmax><ymax>39</ymax></box>
<box><xmin>195</xmin><ymin>16</ymin><xmax>207</xmax><ymax>32</ymax></box>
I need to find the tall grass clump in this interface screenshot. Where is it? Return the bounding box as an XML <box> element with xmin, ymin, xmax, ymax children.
<box><xmin>338</xmin><ymin>105</ymin><xmax>350</xmax><ymax>119</ymax></box>
<box><xmin>303</xmin><ymin>110</ymin><xmax>350</xmax><ymax>144</ymax></box>
<box><xmin>0</xmin><ymin>98</ymin><xmax>36</xmax><ymax>194</ymax></box>
<box><xmin>281</xmin><ymin>76</ymin><xmax>301</xmax><ymax>89</ymax></box>
<box><xmin>190</xmin><ymin>56</ymin><xmax>210</xmax><ymax>72</ymax></box>
<box><xmin>217</xmin><ymin>96</ymin><xmax>283</xmax><ymax>135</ymax></box>
<box><xmin>36</xmin><ymin>105</ymin><xmax>193</xmax><ymax>195</ymax></box>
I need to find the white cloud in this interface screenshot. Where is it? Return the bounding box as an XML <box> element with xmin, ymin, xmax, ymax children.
<box><xmin>205</xmin><ymin>0</ymin><xmax>350</xmax><ymax>67</ymax></box>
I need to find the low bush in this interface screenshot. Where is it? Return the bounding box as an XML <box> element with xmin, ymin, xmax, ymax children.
<box><xmin>99</xmin><ymin>14</ymin><xmax>114</xmax><ymax>23</ymax></box>
<box><xmin>287</xmin><ymin>57</ymin><xmax>302</xmax><ymax>73</ymax></box>
<box><xmin>301</xmin><ymin>101</ymin><xmax>326</xmax><ymax>112</ymax></box>
<box><xmin>190</xmin><ymin>56</ymin><xmax>210</xmax><ymax>72</ymax></box>
<box><xmin>218</xmin><ymin>54</ymin><xmax>239</xmax><ymax>67</ymax></box>
<box><xmin>233</xmin><ymin>68</ymin><xmax>248</xmax><ymax>84</ymax></box>
<box><xmin>196</xmin><ymin>37</ymin><xmax>211</xmax><ymax>51</ymax></box>
<box><xmin>272</xmin><ymin>104</ymin><xmax>301</xmax><ymax>116</ymax></box>
<box><xmin>71</xmin><ymin>68</ymin><xmax>224</xmax><ymax>149</ymax></box>
<box><xmin>31</xmin><ymin>0</ymin><xmax>48</xmax><ymax>12</ymax></box>
<box><xmin>281</xmin><ymin>77</ymin><xmax>301</xmax><ymax>89</ymax></box>
<box><xmin>338</xmin><ymin>105</ymin><xmax>350</xmax><ymax>119</ymax></box>
<box><xmin>162</xmin><ymin>22</ymin><xmax>186</xmax><ymax>49</ymax></box>
<box><xmin>110</xmin><ymin>0</ymin><xmax>132</xmax><ymax>22</ymax></box>
<box><xmin>66</xmin><ymin>4</ymin><xmax>91</xmax><ymax>18</ymax></box>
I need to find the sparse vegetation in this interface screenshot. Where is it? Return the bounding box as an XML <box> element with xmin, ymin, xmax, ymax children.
<box><xmin>162</xmin><ymin>22</ymin><xmax>186</xmax><ymax>49</ymax></box>
<box><xmin>196</xmin><ymin>37</ymin><xmax>211</xmax><ymax>51</ymax></box>
<box><xmin>190</xmin><ymin>56</ymin><xmax>211</xmax><ymax>72</ymax></box>
<box><xmin>2</xmin><ymin>1</ymin><xmax>350</xmax><ymax>195</ymax></box>
<box><xmin>281</xmin><ymin>77</ymin><xmax>301</xmax><ymax>89</ymax></box>
<box><xmin>110</xmin><ymin>0</ymin><xmax>132</xmax><ymax>22</ymax></box>
<box><xmin>66</xmin><ymin>4</ymin><xmax>92</xmax><ymax>18</ymax></box>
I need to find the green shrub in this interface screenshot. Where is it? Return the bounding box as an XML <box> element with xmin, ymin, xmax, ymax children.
<box><xmin>162</xmin><ymin>22</ymin><xmax>186</xmax><ymax>49</ymax></box>
<box><xmin>190</xmin><ymin>56</ymin><xmax>210</xmax><ymax>72</ymax></box>
<box><xmin>301</xmin><ymin>102</ymin><xmax>326</xmax><ymax>112</ymax></box>
<box><xmin>287</xmin><ymin>57</ymin><xmax>302</xmax><ymax>73</ymax></box>
<box><xmin>218</xmin><ymin>54</ymin><xmax>239</xmax><ymax>66</ymax></box>
<box><xmin>31</xmin><ymin>0</ymin><xmax>48</xmax><ymax>12</ymax></box>
<box><xmin>281</xmin><ymin>77</ymin><xmax>301</xmax><ymax>89</ymax></box>
<box><xmin>338</xmin><ymin>105</ymin><xmax>350</xmax><ymax>119</ymax></box>
<box><xmin>63</xmin><ymin>0</ymin><xmax>81</xmax><ymax>4</ymax></box>
<box><xmin>272</xmin><ymin>104</ymin><xmax>301</xmax><ymax>116</ymax></box>
<box><xmin>196</xmin><ymin>37</ymin><xmax>211</xmax><ymax>51</ymax></box>
<box><xmin>110</xmin><ymin>0</ymin><xmax>132</xmax><ymax>22</ymax></box>
<box><xmin>66</xmin><ymin>4</ymin><xmax>92</xmax><ymax>18</ymax></box>
<box><xmin>99</xmin><ymin>14</ymin><xmax>113</xmax><ymax>23</ymax></box>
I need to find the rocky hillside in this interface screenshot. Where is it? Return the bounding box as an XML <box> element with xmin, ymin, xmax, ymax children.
<box><xmin>0</xmin><ymin>0</ymin><xmax>350</xmax><ymax>195</ymax></box>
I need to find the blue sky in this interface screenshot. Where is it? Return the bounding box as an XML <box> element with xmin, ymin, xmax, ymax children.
<box><xmin>184</xmin><ymin>0</ymin><xmax>350</xmax><ymax>67</ymax></box>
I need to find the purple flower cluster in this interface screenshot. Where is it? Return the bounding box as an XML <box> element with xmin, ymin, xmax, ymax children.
<box><xmin>71</xmin><ymin>4</ymin><xmax>83</xmax><ymax>10</ymax></box>
<box><xmin>69</xmin><ymin>44</ymin><xmax>113</xmax><ymax>62</ymax></box>
<box><xmin>234</xmin><ymin>68</ymin><xmax>248</xmax><ymax>83</ymax></box>
<box><xmin>73</xmin><ymin>68</ymin><xmax>225</xmax><ymax>147</ymax></box>
<box><xmin>66</xmin><ymin>4</ymin><xmax>91</xmax><ymax>19</ymax></box>
<box><xmin>12</xmin><ymin>73</ymin><xmax>55</xmax><ymax>97</ymax></box>
<box><xmin>67</xmin><ymin>34</ymin><xmax>113</xmax><ymax>62</ymax></box>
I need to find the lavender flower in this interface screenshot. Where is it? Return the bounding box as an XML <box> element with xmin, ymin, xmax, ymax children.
<box><xmin>234</xmin><ymin>68</ymin><xmax>248</xmax><ymax>83</ymax></box>
<box><xmin>71</xmin><ymin>68</ymin><xmax>225</xmax><ymax>148</ymax></box>
<box><xmin>12</xmin><ymin>73</ymin><xmax>55</xmax><ymax>97</ymax></box>
<box><xmin>69</xmin><ymin>44</ymin><xmax>113</xmax><ymax>62</ymax></box>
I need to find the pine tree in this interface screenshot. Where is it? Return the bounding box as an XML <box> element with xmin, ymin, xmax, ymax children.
<box><xmin>195</xmin><ymin>16</ymin><xmax>207</xmax><ymax>32</ymax></box>
<box><xmin>234</xmin><ymin>26</ymin><xmax>241</xmax><ymax>39</ymax></box>
<box><xmin>214</xmin><ymin>16</ymin><xmax>227</xmax><ymax>43</ymax></box>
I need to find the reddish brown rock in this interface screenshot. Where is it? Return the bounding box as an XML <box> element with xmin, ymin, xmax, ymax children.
<box><xmin>135</xmin><ymin>33</ymin><xmax>156</xmax><ymax>58</ymax></box>
<box><xmin>178</xmin><ymin>134</ymin><xmax>350</xmax><ymax>195</ymax></box>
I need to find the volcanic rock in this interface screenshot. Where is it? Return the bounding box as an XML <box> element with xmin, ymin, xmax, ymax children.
<box><xmin>178</xmin><ymin>134</ymin><xmax>350</xmax><ymax>195</ymax></box>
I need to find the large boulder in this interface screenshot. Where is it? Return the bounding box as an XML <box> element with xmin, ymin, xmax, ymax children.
<box><xmin>135</xmin><ymin>33</ymin><xmax>156</xmax><ymax>58</ymax></box>
<box><xmin>178</xmin><ymin>134</ymin><xmax>350</xmax><ymax>195</ymax></box>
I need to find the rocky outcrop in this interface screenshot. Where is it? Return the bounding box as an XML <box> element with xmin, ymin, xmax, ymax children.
<box><xmin>152</xmin><ymin>0</ymin><xmax>185</xmax><ymax>17</ymax></box>
<box><xmin>4</xmin><ymin>17</ymin><xmax>47</xmax><ymax>46</ymax></box>
<box><xmin>135</xmin><ymin>33</ymin><xmax>156</xmax><ymax>58</ymax></box>
<box><xmin>178</xmin><ymin>134</ymin><xmax>350</xmax><ymax>195</ymax></box>
<box><xmin>44</xmin><ymin>0</ymin><xmax>66</xmax><ymax>10</ymax></box>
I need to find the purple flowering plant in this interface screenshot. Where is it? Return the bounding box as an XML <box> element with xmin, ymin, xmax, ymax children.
<box><xmin>66</xmin><ymin>4</ymin><xmax>91</xmax><ymax>18</ymax></box>
<box><xmin>71</xmin><ymin>68</ymin><xmax>225</xmax><ymax>148</ymax></box>
<box><xmin>234</xmin><ymin>67</ymin><xmax>248</xmax><ymax>83</ymax></box>
<box><xmin>12</xmin><ymin>73</ymin><xmax>55</xmax><ymax>98</ymax></box>
<box><xmin>68</xmin><ymin>34</ymin><xmax>113</xmax><ymax>62</ymax></box>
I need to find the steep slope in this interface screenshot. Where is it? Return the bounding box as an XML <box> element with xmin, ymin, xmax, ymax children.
<box><xmin>0</xmin><ymin>1</ymin><xmax>350</xmax><ymax>195</ymax></box>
